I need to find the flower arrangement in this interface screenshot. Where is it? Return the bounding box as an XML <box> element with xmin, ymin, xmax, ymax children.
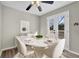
<box><xmin>35</xmin><ymin>34</ymin><xmax>43</xmax><ymax>38</ymax></box>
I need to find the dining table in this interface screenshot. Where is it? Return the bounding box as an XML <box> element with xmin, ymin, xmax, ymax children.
<box><xmin>16</xmin><ymin>36</ymin><xmax>59</xmax><ymax>47</ymax></box>
<box><xmin>16</xmin><ymin>36</ymin><xmax>59</xmax><ymax>57</ymax></box>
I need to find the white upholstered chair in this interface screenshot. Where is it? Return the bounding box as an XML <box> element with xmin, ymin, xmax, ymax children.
<box><xmin>15</xmin><ymin>38</ymin><xmax>35</xmax><ymax>58</ymax></box>
<box><xmin>43</xmin><ymin>39</ymin><xmax>65</xmax><ymax>58</ymax></box>
<box><xmin>52</xmin><ymin>39</ymin><xmax>65</xmax><ymax>58</ymax></box>
<box><xmin>34</xmin><ymin>32</ymin><xmax>38</xmax><ymax>36</ymax></box>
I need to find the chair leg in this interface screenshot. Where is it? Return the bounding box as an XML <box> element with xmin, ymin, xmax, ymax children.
<box><xmin>33</xmin><ymin>51</ymin><xmax>39</xmax><ymax>58</ymax></box>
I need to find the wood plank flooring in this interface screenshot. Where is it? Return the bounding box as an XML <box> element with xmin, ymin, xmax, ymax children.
<box><xmin>0</xmin><ymin>48</ymin><xmax>67</xmax><ymax>58</ymax></box>
<box><xmin>1</xmin><ymin>48</ymin><xmax>18</xmax><ymax>58</ymax></box>
<box><xmin>1</xmin><ymin>47</ymin><xmax>79</xmax><ymax>58</ymax></box>
<box><xmin>1</xmin><ymin>47</ymin><xmax>66</xmax><ymax>58</ymax></box>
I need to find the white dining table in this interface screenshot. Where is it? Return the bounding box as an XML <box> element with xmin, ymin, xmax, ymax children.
<box><xmin>16</xmin><ymin>36</ymin><xmax>60</xmax><ymax>57</ymax></box>
<box><xmin>16</xmin><ymin>36</ymin><xmax>59</xmax><ymax>48</ymax></box>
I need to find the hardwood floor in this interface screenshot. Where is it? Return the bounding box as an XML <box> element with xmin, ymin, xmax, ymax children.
<box><xmin>1</xmin><ymin>48</ymin><xmax>18</xmax><ymax>58</ymax></box>
<box><xmin>1</xmin><ymin>48</ymin><xmax>66</xmax><ymax>58</ymax></box>
<box><xmin>1</xmin><ymin>47</ymin><xmax>79</xmax><ymax>58</ymax></box>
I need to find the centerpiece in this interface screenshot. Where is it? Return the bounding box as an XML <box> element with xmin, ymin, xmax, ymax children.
<box><xmin>35</xmin><ymin>34</ymin><xmax>43</xmax><ymax>39</ymax></box>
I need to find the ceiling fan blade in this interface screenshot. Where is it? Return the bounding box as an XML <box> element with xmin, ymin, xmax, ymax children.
<box><xmin>41</xmin><ymin>1</ymin><xmax>54</xmax><ymax>4</ymax></box>
<box><xmin>26</xmin><ymin>4</ymin><xmax>32</xmax><ymax>10</ymax></box>
<box><xmin>38</xmin><ymin>6</ymin><xmax>42</xmax><ymax>12</ymax></box>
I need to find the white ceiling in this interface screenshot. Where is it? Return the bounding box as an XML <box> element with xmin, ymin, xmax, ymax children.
<box><xmin>1</xmin><ymin>1</ymin><xmax>74</xmax><ymax>16</ymax></box>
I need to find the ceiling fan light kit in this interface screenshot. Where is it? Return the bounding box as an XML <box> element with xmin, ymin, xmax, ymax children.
<box><xmin>26</xmin><ymin>1</ymin><xmax>54</xmax><ymax>12</ymax></box>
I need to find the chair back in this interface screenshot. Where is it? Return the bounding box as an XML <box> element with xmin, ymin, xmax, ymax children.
<box><xmin>16</xmin><ymin>38</ymin><xmax>27</xmax><ymax>56</ymax></box>
<box><xmin>34</xmin><ymin>32</ymin><xmax>38</xmax><ymax>36</ymax></box>
<box><xmin>52</xmin><ymin>39</ymin><xmax>65</xmax><ymax>58</ymax></box>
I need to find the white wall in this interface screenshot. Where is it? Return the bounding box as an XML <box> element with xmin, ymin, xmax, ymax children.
<box><xmin>40</xmin><ymin>2</ymin><xmax>79</xmax><ymax>53</ymax></box>
<box><xmin>2</xmin><ymin>5</ymin><xmax>39</xmax><ymax>49</ymax></box>
<box><xmin>0</xmin><ymin>4</ymin><xmax>2</xmax><ymax>50</ymax></box>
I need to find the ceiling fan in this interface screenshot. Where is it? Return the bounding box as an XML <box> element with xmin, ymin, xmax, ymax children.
<box><xmin>26</xmin><ymin>1</ymin><xmax>54</xmax><ymax>12</ymax></box>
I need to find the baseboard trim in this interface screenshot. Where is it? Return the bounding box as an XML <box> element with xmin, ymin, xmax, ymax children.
<box><xmin>1</xmin><ymin>46</ymin><xmax>16</xmax><ymax>51</ymax></box>
<box><xmin>65</xmin><ymin>49</ymin><xmax>79</xmax><ymax>56</ymax></box>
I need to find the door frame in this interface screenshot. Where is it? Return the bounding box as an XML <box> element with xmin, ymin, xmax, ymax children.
<box><xmin>47</xmin><ymin>10</ymin><xmax>69</xmax><ymax>50</ymax></box>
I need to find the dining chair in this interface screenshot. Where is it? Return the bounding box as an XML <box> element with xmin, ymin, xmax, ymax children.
<box><xmin>43</xmin><ymin>39</ymin><xmax>65</xmax><ymax>58</ymax></box>
<box><xmin>34</xmin><ymin>32</ymin><xmax>38</xmax><ymax>36</ymax></box>
<box><xmin>52</xmin><ymin>39</ymin><xmax>65</xmax><ymax>58</ymax></box>
<box><xmin>15</xmin><ymin>38</ymin><xmax>35</xmax><ymax>58</ymax></box>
